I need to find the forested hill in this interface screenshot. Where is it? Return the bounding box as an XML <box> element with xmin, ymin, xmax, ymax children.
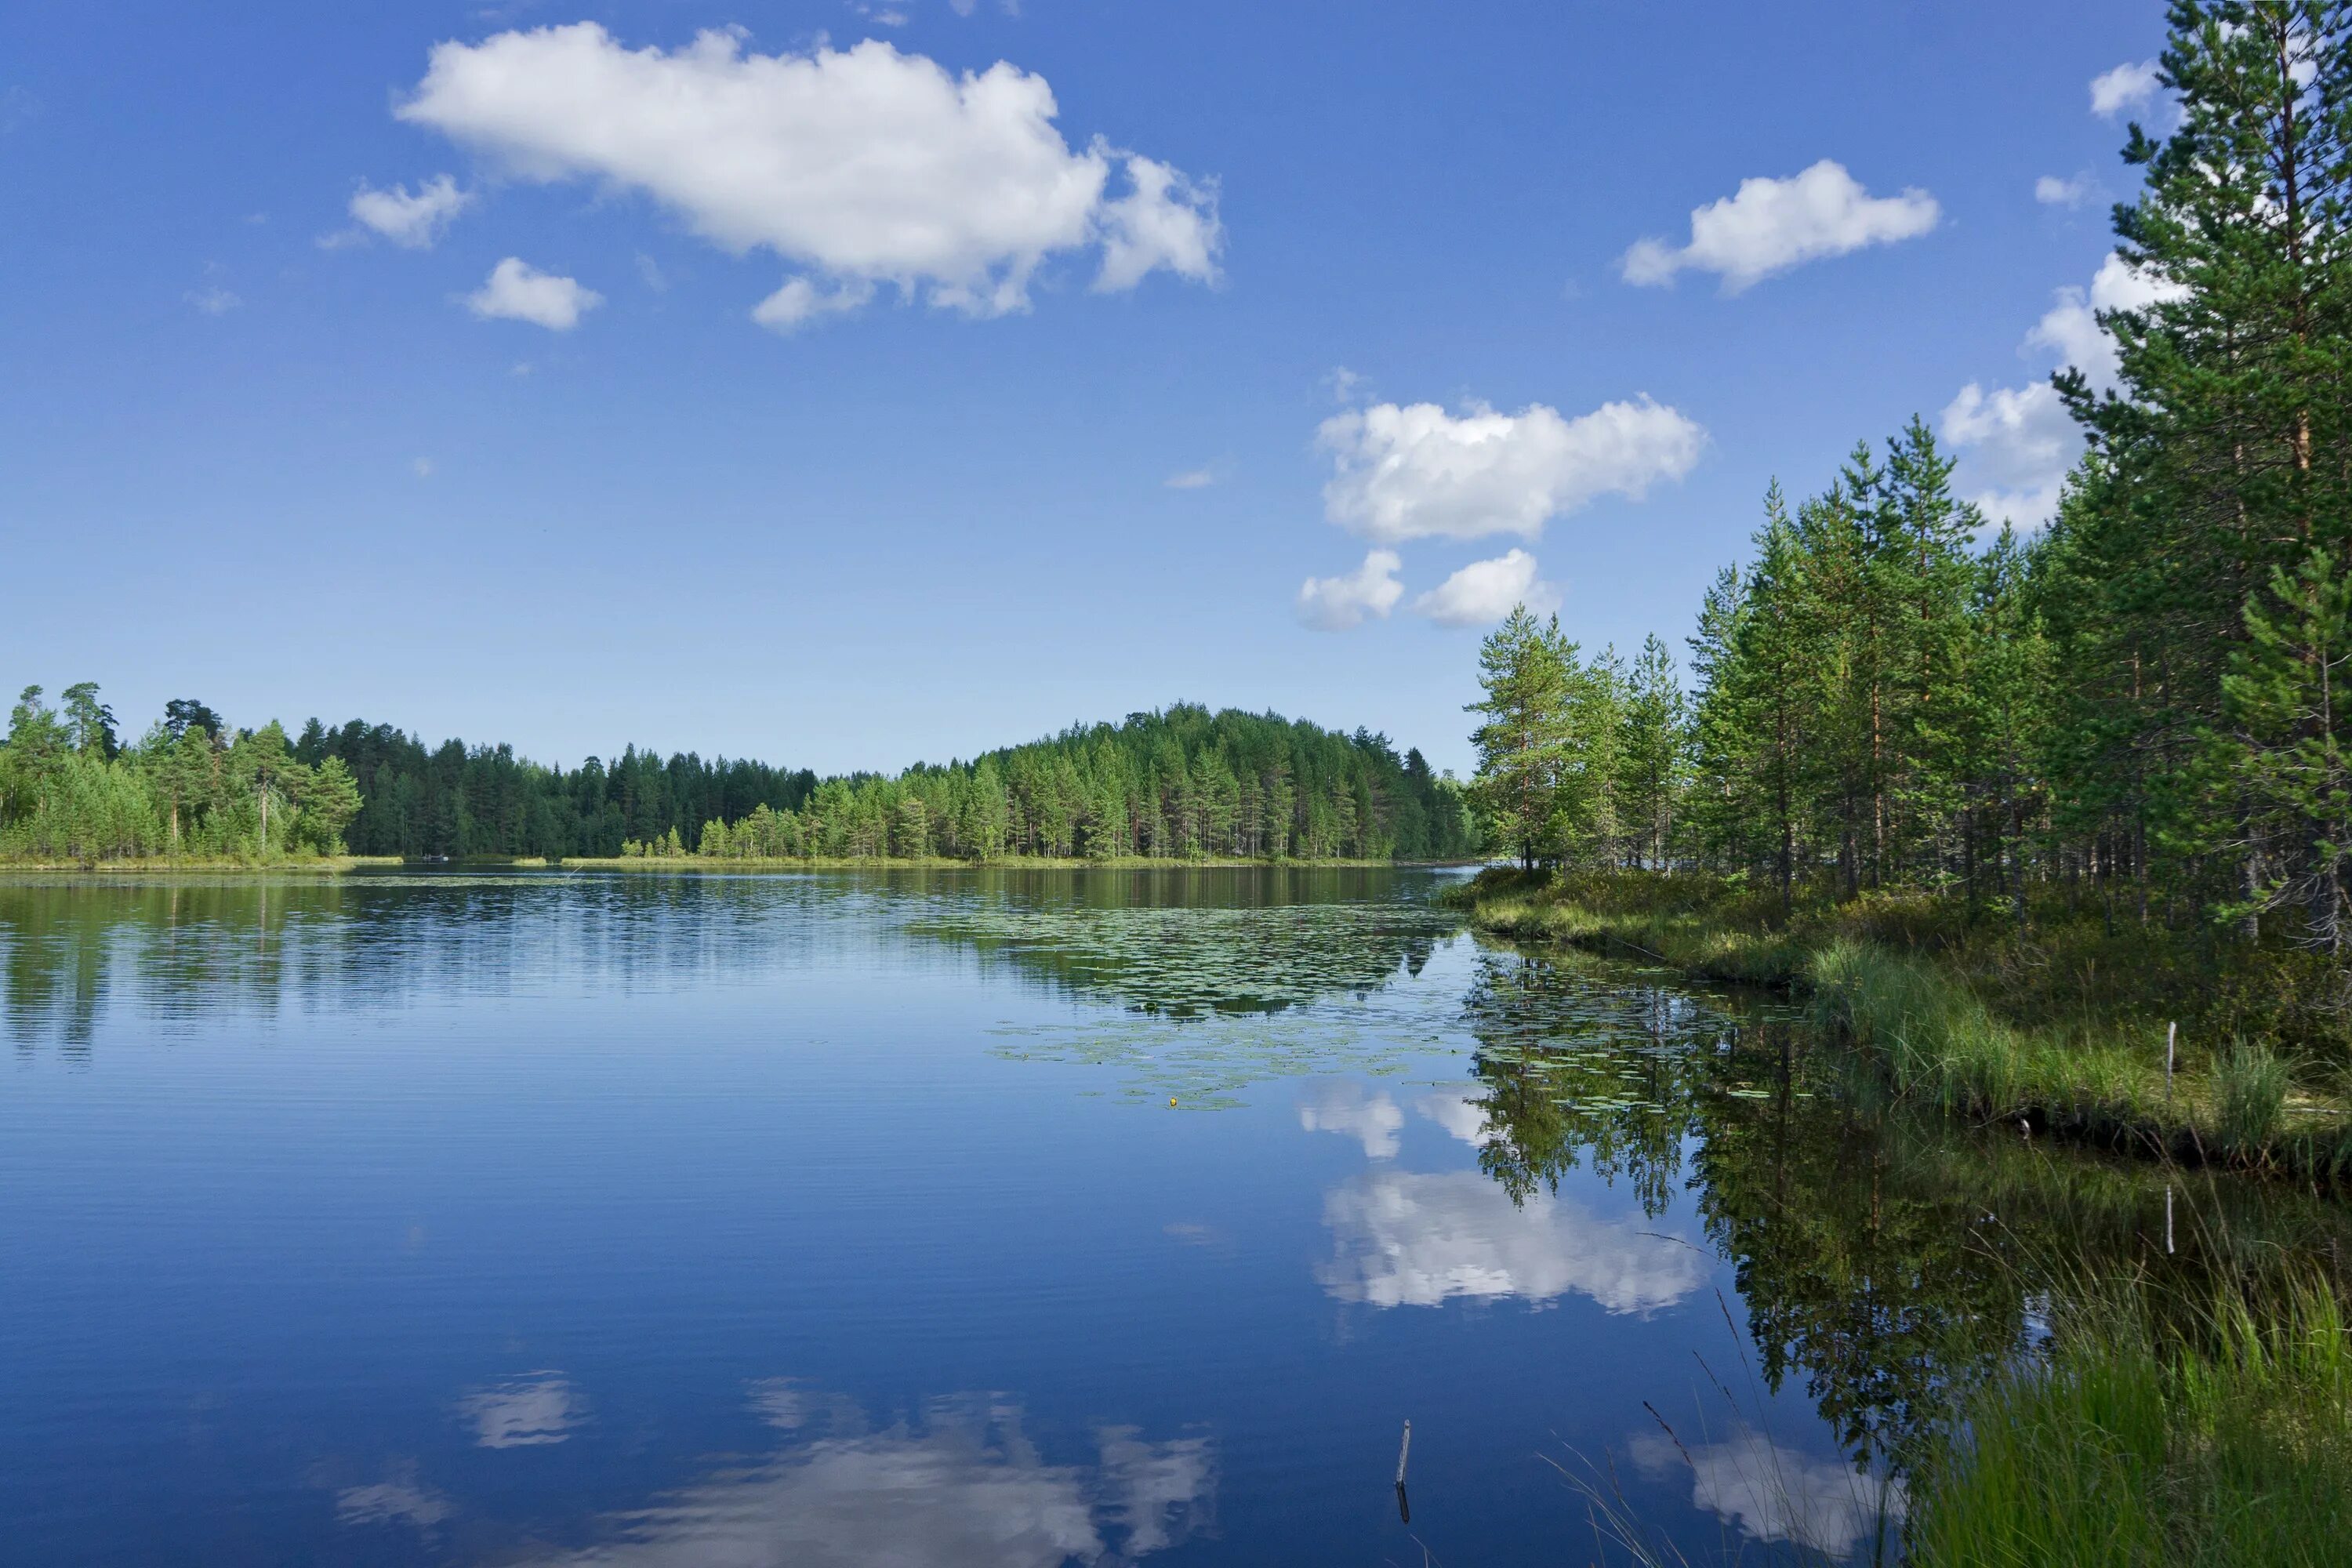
<box><xmin>0</xmin><ymin>691</ymin><xmax>1476</xmax><ymax>864</ymax></box>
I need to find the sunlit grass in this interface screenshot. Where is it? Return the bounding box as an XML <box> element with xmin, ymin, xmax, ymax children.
<box><xmin>1911</xmin><ymin>1286</ymin><xmax>2352</xmax><ymax>1567</ymax></box>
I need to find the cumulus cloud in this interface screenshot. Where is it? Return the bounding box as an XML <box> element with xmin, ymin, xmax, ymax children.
<box><xmin>466</xmin><ymin>257</ymin><xmax>603</xmax><ymax>330</ymax></box>
<box><xmin>1620</xmin><ymin>160</ymin><xmax>1938</xmax><ymax>292</ymax></box>
<box><xmin>1319</xmin><ymin>397</ymin><xmax>1703</xmax><ymax>545</ymax></box>
<box><xmin>1412</xmin><ymin>549</ymin><xmax>1559</xmax><ymax>627</ymax></box>
<box><xmin>396</xmin><ymin>25</ymin><xmax>1221</xmax><ymax>327</ymax></box>
<box><xmin>1096</xmin><ymin>154</ymin><xmax>1221</xmax><ymax>292</ymax></box>
<box><xmin>347</xmin><ymin>174</ymin><xmax>472</xmax><ymax>248</ymax></box>
<box><xmin>506</xmin><ymin>1396</ymin><xmax>1212</xmax><ymax>1567</ymax></box>
<box><xmin>1297</xmin><ymin>1080</ymin><xmax>1403</xmax><ymax>1159</ymax></box>
<box><xmin>2024</xmin><ymin>251</ymin><xmax>2184</xmax><ymax>387</ymax></box>
<box><xmin>2091</xmin><ymin>60</ymin><xmax>2161</xmax><ymax>117</ymax></box>
<box><xmin>1632</xmin><ymin>1428</ymin><xmax>1904</xmax><ymax>1556</ymax></box>
<box><xmin>1315</xmin><ymin>1169</ymin><xmax>1708</xmax><ymax>1314</ymax></box>
<box><xmin>1941</xmin><ymin>252</ymin><xmax>2187</xmax><ymax>526</ymax></box>
<box><xmin>2034</xmin><ymin>173</ymin><xmax>2092</xmax><ymax>208</ymax></box>
<box><xmin>1940</xmin><ymin>383</ymin><xmax>2077</xmax><ymax>528</ymax></box>
<box><xmin>459</xmin><ymin>1373</ymin><xmax>580</xmax><ymax>1447</ymax></box>
<box><xmin>1295</xmin><ymin>550</ymin><xmax>1403</xmax><ymax>631</ymax></box>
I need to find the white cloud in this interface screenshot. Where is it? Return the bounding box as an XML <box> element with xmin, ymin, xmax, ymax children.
<box><xmin>1315</xmin><ymin>1169</ymin><xmax>1708</xmax><ymax>1314</ymax></box>
<box><xmin>2090</xmin><ymin>60</ymin><xmax>2161</xmax><ymax>118</ymax></box>
<box><xmin>460</xmin><ymin>1373</ymin><xmax>580</xmax><ymax>1447</ymax></box>
<box><xmin>411</xmin><ymin>456</ymin><xmax>435</xmax><ymax>479</ymax></box>
<box><xmin>397</xmin><ymin>26</ymin><xmax>1221</xmax><ymax>327</ymax></box>
<box><xmin>1632</xmin><ymin>1428</ymin><xmax>1904</xmax><ymax>1556</ymax></box>
<box><xmin>2034</xmin><ymin>173</ymin><xmax>2092</xmax><ymax>208</ymax></box>
<box><xmin>347</xmin><ymin>174</ymin><xmax>472</xmax><ymax>249</ymax></box>
<box><xmin>1297</xmin><ymin>1080</ymin><xmax>1404</xmax><ymax>1159</ymax></box>
<box><xmin>2024</xmin><ymin>251</ymin><xmax>2185</xmax><ymax>387</ymax></box>
<box><xmin>1412</xmin><ymin>549</ymin><xmax>1559</xmax><ymax>627</ymax></box>
<box><xmin>1621</xmin><ymin>160</ymin><xmax>1938</xmax><ymax>293</ymax></box>
<box><xmin>1163</xmin><ymin>467</ymin><xmax>1214</xmax><ymax>490</ymax></box>
<box><xmin>752</xmin><ymin>275</ymin><xmax>876</xmax><ymax>332</ymax></box>
<box><xmin>1319</xmin><ymin>397</ymin><xmax>1703</xmax><ymax>544</ymax></box>
<box><xmin>1940</xmin><ymin>382</ymin><xmax>2075</xmax><ymax>528</ymax></box>
<box><xmin>186</xmin><ymin>285</ymin><xmax>241</xmax><ymax>316</ymax></box>
<box><xmin>1295</xmin><ymin>550</ymin><xmax>1403</xmax><ymax>631</ymax></box>
<box><xmin>466</xmin><ymin>257</ymin><xmax>603</xmax><ymax>330</ymax></box>
<box><xmin>1941</xmin><ymin>252</ymin><xmax>2187</xmax><ymax>526</ymax></box>
<box><xmin>1095</xmin><ymin>154</ymin><xmax>1221</xmax><ymax>292</ymax></box>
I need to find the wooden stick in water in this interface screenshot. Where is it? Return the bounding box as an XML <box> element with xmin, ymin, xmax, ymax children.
<box><xmin>1396</xmin><ymin>1419</ymin><xmax>1412</xmax><ymax>1486</ymax></box>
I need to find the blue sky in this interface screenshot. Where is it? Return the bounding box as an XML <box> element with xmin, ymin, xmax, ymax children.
<box><xmin>1</xmin><ymin>1</ymin><xmax>2163</xmax><ymax>776</ymax></box>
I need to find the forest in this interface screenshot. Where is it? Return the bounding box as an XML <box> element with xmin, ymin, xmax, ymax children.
<box><xmin>0</xmin><ymin>692</ymin><xmax>1476</xmax><ymax>866</ymax></box>
<box><xmin>1471</xmin><ymin>2</ymin><xmax>2352</xmax><ymax>967</ymax></box>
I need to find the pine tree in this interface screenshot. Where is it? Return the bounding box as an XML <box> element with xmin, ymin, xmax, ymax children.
<box><xmin>1468</xmin><ymin>605</ymin><xmax>1575</xmax><ymax>869</ymax></box>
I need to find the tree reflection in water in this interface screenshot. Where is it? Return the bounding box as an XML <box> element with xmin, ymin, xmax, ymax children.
<box><xmin>1450</xmin><ymin>945</ymin><xmax>2352</xmax><ymax>1485</ymax></box>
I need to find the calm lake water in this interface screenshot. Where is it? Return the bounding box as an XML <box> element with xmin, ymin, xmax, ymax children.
<box><xmin>4</xmin><ymin>868</ymin><xmax>2347</xmax><ymax>1566</ymax></box>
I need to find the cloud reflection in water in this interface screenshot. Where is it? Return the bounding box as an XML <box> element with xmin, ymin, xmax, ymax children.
<box><xmin>1632</xmin><ymin>1427</ymin><xmax>1904</xmax><ymax>1555</ymax></box>
<box><xmin>1316</xmin><ymin>1170</ymin><xmax>1707</xmax><ymax>1313</ymax></box>
<box><xmin>461</xmin><ymin>1373</ymin><xmax>581</xmax><ymax>1447</ymax></box>
<box><xmin>515</xmin><ymin>1395</ymin><xmax>1213</xmax><ymax>1567</ymax></box>
<box><xmin>1297</xmin><ymin>1080</ymin><xmax>1404</xmax><ymax>1159</ymax></box>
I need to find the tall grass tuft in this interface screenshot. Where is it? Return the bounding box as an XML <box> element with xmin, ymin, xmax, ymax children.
<box><xmin>1909</xmin><ymin>1285</ymin><xmax>2352</xmax><ymax>1567</ymax></box>
<box><xmin>2215</xmin><ymin>1041</ymin><xmax>2290</xmax><ymax>1159</ymax></box>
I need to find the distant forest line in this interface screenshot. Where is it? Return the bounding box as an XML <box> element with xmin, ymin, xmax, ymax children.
<box><xmin>0</xmin><ymin>691</ymin><xmax>1479</xmax><ymax>866</ymax></box>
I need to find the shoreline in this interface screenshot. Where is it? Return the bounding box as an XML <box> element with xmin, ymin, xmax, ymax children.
<box><xmin>0</xmin><ymin>855</ymin><xmax>1487</xmax><ymax>876</ymax></box>
<box><xmin>1448</xmin><ymin>867</ymin><xmax>2352</xmax><ymax>1189</ymax></box>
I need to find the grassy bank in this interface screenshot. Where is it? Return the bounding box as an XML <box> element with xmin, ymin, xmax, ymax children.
<box><xmin>1910</xmin><ymin>1285</ymin><xmax>2352</xmax><ymax>1566</ymax></box>
<box><xmin>1448</xmin><ymin>869</ymin><xmax>2352</xmax><ymax>1184</ymax></box>
<box><xmin>0</xmin><ymin>855</ymin><xmax>403</xmax><ymax>874</ymax></box>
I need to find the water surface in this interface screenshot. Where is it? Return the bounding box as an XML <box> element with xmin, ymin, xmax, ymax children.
<box><xmin>4</xmin><ymin>869</ymin><xmax>2343</xmax><ymax>1564</ymax></box>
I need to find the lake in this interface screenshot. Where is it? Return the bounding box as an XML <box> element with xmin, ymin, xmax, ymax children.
<box><xmin>4</xmin><ymin>868</ymin><xmax>2344</xmax><ymax>1565</ymax></box>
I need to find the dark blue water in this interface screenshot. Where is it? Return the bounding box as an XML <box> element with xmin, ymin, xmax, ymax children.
<box><xmin>5</xmin><ymin>868</ymin><xmax>2291</xmax><ymax>1566</ymax></box>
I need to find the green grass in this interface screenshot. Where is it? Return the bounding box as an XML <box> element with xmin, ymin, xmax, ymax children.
<box><xmin>1910</xmin><ymin>1286</ymin><xmax>2352</xmax><ymax>1566</ymax></box>
<box><xmin>1447</xmin><ymin>869</ymin><xmax>2352</xmax><ymax>1184</ymax></box>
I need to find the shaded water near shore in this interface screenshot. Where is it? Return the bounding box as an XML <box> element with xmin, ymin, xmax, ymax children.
<box><xmin>4</xmin><ymin>868</ymin><xmax>2347</xmax><ymax>1565</ymax></box>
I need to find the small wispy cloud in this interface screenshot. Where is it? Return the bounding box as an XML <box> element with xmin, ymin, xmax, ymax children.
<box><xmin>2034</xmin><ymin>173</ymin><xmax>2094</xmax><ymax>209</ymax></box>
<box><xmin>412</xmin><ymin>456</ymin><xmax>435</xmax><ymax>478</ymax></box>
<box><xmin>465</xmin><ymin>258</ymin><xmax>602</xmax><ymax>331</ymax></box>
<box><xmin>186</xmin><ymin>285</ymin><xmax>242</xmax><ymax>316</ymax></box>
<box><xmin>1164</xmin><ymin>467</ymin><xmax>1214</xmax><ymax>490</ymax></box>
<box><xmin>2090</xmin><ymin>60</ymin><xmax>2161</xmax><ymax>118</ymax></box>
